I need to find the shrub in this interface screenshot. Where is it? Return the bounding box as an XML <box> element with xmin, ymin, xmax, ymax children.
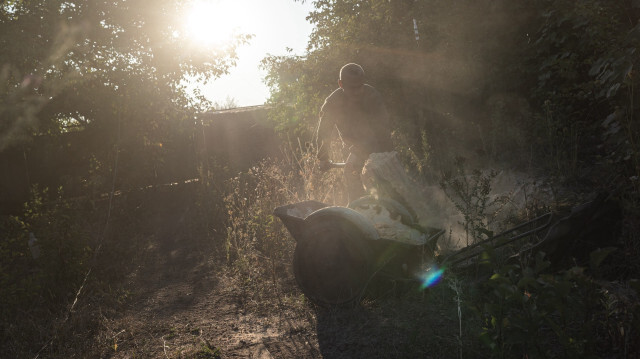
<box><xmin>440</xmin><ymin>156</ymin><xmax>511</xmax><ymax>246</ymax></box>
<box><xmin>0</xmin><ymin>186</ymin><xmax>92</xmax><ymax>354</ymax></box>
<box><xmin>223</xmin><ymin>150</ymin><xmax>344</xmax><ymax>288</ymax></box>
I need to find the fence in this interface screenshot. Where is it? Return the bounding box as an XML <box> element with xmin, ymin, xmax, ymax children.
<box><xmin>0</xmin><ymin>105</ymin><xmax>279</xmax><ymax>214</ymax></box>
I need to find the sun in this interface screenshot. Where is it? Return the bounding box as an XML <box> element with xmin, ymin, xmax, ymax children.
<box><xmin>184</xmin><ymin>0</ymin><xmax>240</xmax><ymax>47</ymax></box>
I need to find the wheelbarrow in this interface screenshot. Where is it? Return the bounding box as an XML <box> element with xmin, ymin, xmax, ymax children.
<box><xmin>274</xmin><ymin>196</ymin><xmax>445</xmax><ymax>306</ymax></box>
<box><xmin>274</xmin><ymin>194</ymin><xmax>557</xmax><ymax>306</ymax></box>
<box><xmin>273</xmin><ymin>161</ymin><xmax>564</xmax><ymax>306</ymax></box>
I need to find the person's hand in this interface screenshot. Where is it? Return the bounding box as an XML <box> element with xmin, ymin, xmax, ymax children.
<box><xmin>318</xmin><ymin>159</ymin><xmax>332</xmax><ymax>172</ymax></box>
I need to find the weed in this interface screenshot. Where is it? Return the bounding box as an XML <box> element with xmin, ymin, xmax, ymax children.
<box><xmin>0</xmin><ymin>185</ymin><xmax>95</xmax><ymax>356</ymax></box>
<box><xmin>393</xmin><ymin>129</ymin><xmax>432</xmax><ymax>179</ymax></box>
<box><xmin>222</xmin><ymin>144</ymin><xmax>344</xmax><ymax>300</ymax></box>
<box><xmin>440</xmin><ymin>156</ymin><xmax>511</xmax><ymax>246</ymax></box>
<box><xmin>448</xmin><ymin>278</ymin><xmax>464</xmax><ymax>359</ymax></box>
<box><xmin>195</xmin><ymin>342</ymin><xmax>222</xmax><ymax>358</ymax></box>
<box><xmin>1</xmin><ymin>186</ymin><xmax>89</xmax><ymax>308</ymax></box>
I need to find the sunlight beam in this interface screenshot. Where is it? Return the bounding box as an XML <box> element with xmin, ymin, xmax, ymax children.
<box><xmin>184</xmin><ymin>0</ymin><xmax>241</xmax><ymax>48</ymax></box>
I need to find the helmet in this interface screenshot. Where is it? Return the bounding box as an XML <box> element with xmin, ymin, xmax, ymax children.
<box><xmin>339</xmin><ymin>63</ymin><xmax>365</xmax><ymax>87</ymax></box>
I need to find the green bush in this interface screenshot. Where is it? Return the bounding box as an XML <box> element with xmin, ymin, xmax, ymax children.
<box><xmin>440</xmin><ymin>156</ymin><xmax>511</xmax><ymax>246</ymax></box>
<box><xmin>1</xmin><ymin>186</ymin><xmax>91</xmax><ymax>309</ymax></box>
<box><xmin>473</xmin><ymin>248</ymin><xmax>640</xmax><ymax>358</ymax></box>
<box><xmin>0</xmin><ymin>186</ymin><xmax>93</xmax><ymax>352</ymax></box>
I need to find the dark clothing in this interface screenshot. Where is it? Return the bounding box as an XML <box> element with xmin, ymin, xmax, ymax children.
<box><xmin>316</xmin><ymin>84</ymin><xmax>392</xmax><ymax>201</ymax></box>
<box><xmin>344</xmin><ymin>152</ymin><xmax>367</xmax><ymax>200</ymax></box>
<box><xmin>316</xmin><ymin>84</ymin><xmax>392</xmax><ymax>162</ymax></box>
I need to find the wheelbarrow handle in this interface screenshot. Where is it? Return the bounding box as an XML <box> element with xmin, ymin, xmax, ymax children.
<box><xmin>441</xmin><ymin>212</ymin><xmax>554</xmax><ymax>267</ymax></box>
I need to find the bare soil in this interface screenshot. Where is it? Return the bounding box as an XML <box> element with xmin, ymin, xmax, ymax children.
<box><xmin>62</xmin><ymin>185</ymin><xmax>468</xmax><ymax>358</ymax></box>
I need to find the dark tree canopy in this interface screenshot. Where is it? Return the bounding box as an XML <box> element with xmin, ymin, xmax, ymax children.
<box><xmin>264</xmin><ymin>0</ymin><xmax>639</xmax><ymax>182</ymax></box>
<box><xmin>1</xmin><ymin>0</ymin><xmax>248</xmax><ymax>147</ymax></box>
<box><xmin>1</xmin><ymin>0</ymin><xmax>251</xmax><ymax>195</ymax></box>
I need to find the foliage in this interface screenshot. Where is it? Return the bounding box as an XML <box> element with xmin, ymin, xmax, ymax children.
<box><xmin>1</xmin><ymin>1</ymin><xmax>246</xmax><ymax>352</ymax></box>
<box><xmin>513</xmin><ymin>0</ymin><xmax>640</xmax><ymax>181</ymax></box>
<box><xmin>392</xmin><ymin>129</ymin><xmax>432</xmax><ymax>178</ymax></box>
<box><xmin>265</xmin><ymin>0</ymin><xmax>639</xmax><ymax>185</ymax></box>
<box><xmin>236</xmin><ymin>1</ymin><xmax>640</xmax><ymax>357</ymax></box>
<box><xmin>0</xmin><ymin>185</ymin><xmax>93</xmax><ymax>355</ymax></box>
<box><xmin>266</xmin><ymin>0</ymin><xmax>539</xmax><ymax>170</ymax></box>
<box><xmin>259</xmin><ymin>4</ymin><xmax>640</xmax><ymax>354</ymax></box>
<box><xmin>0</xmin><ymin>186</ymin><xmax>90</xmax><ymax>311</ymax></box>
<box><xmin>23</xmin><ymin>186</ymin><xmax>92</xmax><ymax>300</ymax></box>
<box><xmin>436</xmin><ymin>152</ymin><xmax>638</xmax><ymax>357</ymax></box>
<box><xmin>473</xmin><ymin>248</ymin><xmax>640</xmax><ymax>358</ymax></box>
<box><xmin>224</xmin><ymin>163</ymin><xmax>293</xmax><ymax>266</ymax></box>
<box><xmin>1</xmin><ymin>0</ymin><xmax>249</xmax><ymax>195</ymax></box>
<box><xmin>525</xmin><ymin>0</ymin><xmax>634</xmax><ymax>110</ymax></box>
<box><xmin>440</xmin><ymin>156</ymin><xmax>510</xmax><ymax>246</ymax></box>
<box><xmin>1</xmin><ymin>0</ymin><xmax>639</xmax><ymax>356</ymax></box>
<box><xmin>223</xmin><ymin>150</ymin><xmax>344</xmax><ymax>288</ymax></box>
<box><xmin>261</xmin><ymin>54</ymin><xmax>325</xmax><ymax>140</ymax></box>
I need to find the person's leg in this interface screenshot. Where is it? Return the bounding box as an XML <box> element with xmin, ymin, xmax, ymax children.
<box><xmin>345</xmin><ymin>153</ymin><xmax>366</xmax><ymax>203</ymax></box>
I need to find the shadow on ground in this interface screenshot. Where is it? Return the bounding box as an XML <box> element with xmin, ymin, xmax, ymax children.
<box><xmin>314</xmin><ymin>282</ymin><xmax>472</xmax><ymax>359</ymax></box>
<box><xmin>125</xmin><ymin>184</ymin><xmax>221</xmax><ymax>319</ymax></box>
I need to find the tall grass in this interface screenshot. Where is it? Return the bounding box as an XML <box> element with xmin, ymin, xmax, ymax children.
<box><xmin>222</xmin><ymin>147</ymin><xmax>345</xmax><ymax>294</ymax></box>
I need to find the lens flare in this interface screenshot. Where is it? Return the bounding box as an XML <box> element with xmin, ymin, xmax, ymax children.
<box><xmin>419</xmin><ymin>266</ymin><xmax>444</xmax><ymax>289</ymax></box>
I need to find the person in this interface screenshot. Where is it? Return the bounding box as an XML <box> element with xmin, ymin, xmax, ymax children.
<box><xmin>315</xmin><ymin>63</ymin><xmax>393</xmax><ymax>201</ymax></box>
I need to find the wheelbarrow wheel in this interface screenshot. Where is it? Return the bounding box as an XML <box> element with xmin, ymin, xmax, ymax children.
<box><xmin>293</xmin><ymin>215</ymin><xmax>374</xmax><ymax>306</ymax></box>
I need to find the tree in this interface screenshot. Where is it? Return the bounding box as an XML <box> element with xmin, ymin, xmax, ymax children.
<box><xmin>264</xmin><ymin>0</ymin><xmax>536</xmax><ymax>168</ymax></box>
<box><xmin>521</xmin><ymin>0</ymin><xmax>640</xmax><ymax>177</ymax></box>
<box><xmin>264</xmin><ymin>0</ymin><xmax>639</xmax><ymax>179</ymax></box>
<box><xmin>1</xmin><ymin>0</ymin><xmax>249</xmax><ymax>191</ymax></box>
<box><xmin>0</xmin><ymin>1</ymin><xmax>250</xmax><ymax>350</ymax></box>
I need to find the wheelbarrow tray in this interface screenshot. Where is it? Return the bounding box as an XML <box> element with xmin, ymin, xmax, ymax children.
<box><xmin>273</xmin><ymin>200</ymin><xmax>329</xmax><ymax>243</ymax></box>
<box><xmin>275</xmin><ymin>200</ymin><xmax>437</xmax><ymax>306</ymax></box>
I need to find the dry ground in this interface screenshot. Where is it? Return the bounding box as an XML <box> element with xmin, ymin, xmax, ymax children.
<box><xmin>64</xmin><ymin>185</ymin><xmax>472</xmax><ymax>359</ymax></box>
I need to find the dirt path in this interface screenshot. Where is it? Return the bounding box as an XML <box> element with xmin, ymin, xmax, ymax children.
<box><xmin>84</xmin><ymin>187</ymin><xmax>319</xmax><ymax>358</ymax></box>
<box><xmin>81</xmin><ymin>186</ymin><xmax>463</xmax><ymax>359</ymax></box>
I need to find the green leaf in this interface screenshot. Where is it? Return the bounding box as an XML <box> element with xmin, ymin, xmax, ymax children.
<box><xmin>517</xmin><ymin>276</ymin><xmax>538</xmax><ymax>290</ymax></box>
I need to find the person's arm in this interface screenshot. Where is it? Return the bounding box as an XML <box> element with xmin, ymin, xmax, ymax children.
<box><xmin>315</xmin><ymin>96</ymin><xmax>337</xmax><ymax>162</ymax></box>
